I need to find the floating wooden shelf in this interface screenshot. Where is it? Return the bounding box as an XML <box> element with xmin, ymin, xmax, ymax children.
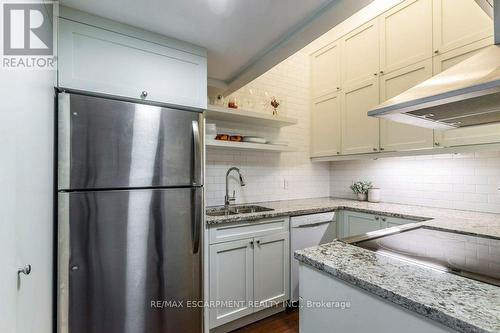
<box><xmin>206</xmin><ymin>105</ymin><xmax>298</xmax><ymax>128</ymax></box>
<box><xmin>206</xmin><ymin>139</ymin><xmax>297</xmax><ymax>153</ymax></box>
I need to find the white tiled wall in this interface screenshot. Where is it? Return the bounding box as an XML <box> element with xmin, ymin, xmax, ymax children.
<box><xmin>205</xmin><ymin>52</ymin><xmax>330</xmax><ymax>206</ymax></box>
<box><xmin>330</xmin><ymin>152</ymin><xmax>500</xmax><ymax>214</ymax></box>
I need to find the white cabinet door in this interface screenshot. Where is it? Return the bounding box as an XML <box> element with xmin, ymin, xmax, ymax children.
<box><xmin>383</xmin><ymin>216</ymin><xmax>414</xmax><ymax>228</ymax></box>
<box><xmin>342</xmin><ymin>212</ymin><xmax>382</xmax><ymax>238</ymax></box>
<box><xmin>342</xmin><ymin>19</ymin><xmax>380</xmax><ymax>86</ymax></box>
<box><xmin>433</xmin><ymin>37</ymin><xmax>493</xmax><ymax>73</ymax></box>
<box><xmin>380</xmin><ymin>60</ymin><xmax>434</xmax><ymax>152</ymax></box>
<box><xmin>433</xmin><ymin>0</ymin><xmax>493</xmax><ymax>55</ymax></box>
<box><xmin>0</xmin><ymin>69</ymin><xmax>54</xmax><ymax>333</ymax></box>
<box><xmin>341</xmin><ymin>77</ymin><xmax>380</xmax><ymax>155</ymax></box>
<box><xmin>436</xmin><ymin>123</ymin><xmax>500</xmax><ymax>147</ymax></box>
<box><xmin>379</xmin><ymin>0</ymin><xmax>432</xmax><ymax>74</ymax></box>
<box><xmin>433</xmin><ymin>38</ymin><xmax>500</xmax><ymax>147</ymax></box>
<box><xmin>209</xmin><ymin>239</ymin><xmax>254</xmax><ymax>328</ymax></box>
<box><xmin>58</xmin><ymin>18</ymin><xmax>207</xmax><ymax>109</ymax></box>
<box><xmin>311</xmin><ymin>92</ymin><xmax>342</xmax><ymax>157</ymax></box>
<box><xmin>253</xmin><ymin>232</ymin><xmax>289</xmax><ymax>308</ymax></box>
<box><xmin>311</xmin><ymin>41</ymin><xmax>341</xmax><ymax>99</ymax></box>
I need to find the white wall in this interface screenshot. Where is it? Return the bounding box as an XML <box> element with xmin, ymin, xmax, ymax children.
<box><xmin>206</xmin><ymin>52</ymin><xmax>330</xmax><ymax>206</ymax></box>
<box><xmin>0</xmin><ymin>67</ymin><xmax>54</xmax><ymax>333</ymax></box>
<box><xmin>330</xmin><ymin>152</ymin><xmax>500</xmax><ymax>214</ymax></box>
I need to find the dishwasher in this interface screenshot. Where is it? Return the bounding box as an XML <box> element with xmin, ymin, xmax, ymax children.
<box><xmin>290</xmin><ymin>212</ymin><xmax>336</xmax><ymax>302</ymax></box>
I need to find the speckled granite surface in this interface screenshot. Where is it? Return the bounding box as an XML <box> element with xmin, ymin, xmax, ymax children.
<box><xmin>206</xmin><ymin>197</ymin><xmax>500</xmax><ymax>333</ymax></box>
<box><xmin>295</xmin><ymin>240</ymin><xmax>500</xmax><ymax>333</ymax></box>
<box><xmin>206</xmin><ymin>197</ymin><xmax>500</xmax><ymax>231</ymax></box>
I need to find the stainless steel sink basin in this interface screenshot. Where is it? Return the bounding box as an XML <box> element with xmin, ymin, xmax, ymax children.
<box><xmin>206</xmin><ymin>205</ymin><xmax>274</xmax><ymax>217</ymax></box>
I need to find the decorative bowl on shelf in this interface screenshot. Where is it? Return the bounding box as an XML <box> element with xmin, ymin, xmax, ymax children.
<box><xmin>242</xmin><ymin>136</ymin><xmax>267</xmax><ymax>144</ymax></box>
<box><xmin>268</xmin><ymin>140</ymin><xmax>288</xmax><ymax>146</ymax></box>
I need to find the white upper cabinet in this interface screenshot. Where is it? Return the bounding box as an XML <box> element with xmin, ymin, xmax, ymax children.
<box><xmin>311</xmin><ymin>41</ymin><xmax>341</xmax><ymax>98</ymax></box>
<box><xmin>433</xmin><ymin>38</ymin><xmax>500</xmax><ymax>147</ymax></box>
<box><xmin>58</xmin><ymin>9</ymin><xmax>207</xmax><ymax>109</ymax></box>
<box><xmin>309</xmin><ymin>0</ymin><xmax>498</xmax><ymax>159</ymax></box>
<box><xmin>311</xmin><ymin>92</ymin><xmax>342</xmax><ymax>157</ymax></box>
<box><xmin>433</xmin><ymin>37</ymin><xmax>493</xmax><ymax>73</ymax></box>
<box><xmin>342</xmin><ymin>19</ymin><xmax>380</xmax><ymax>86</ymax></box>
<box><xmin>379</xmin><ymin>0</ymin><xmax>433</xmax><ymax>74</ymax></box>
<box><xmin>380</xmin><ymin>60</ymin><xmax>434</xmax><ymax>152</ymax></box>
<box><xmin>341</xmin><ymin>77</ymin><xmax>380</xmax><ymax>155</ymax></box>
<box><xmin>433</xmin><ymin>0</ymin><xmax>493</xmax><ymax>55</ymax></box>
<box><xmin>436</xmin><ymin>123</ymin><xmax>500</xmax><ymax>147</ymax></box>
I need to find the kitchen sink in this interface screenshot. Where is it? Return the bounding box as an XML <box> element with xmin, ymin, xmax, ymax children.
<box><xmin>206</xmin><ymin>205</ymin><xmax>274</xmax><ymax>217</ymax></box>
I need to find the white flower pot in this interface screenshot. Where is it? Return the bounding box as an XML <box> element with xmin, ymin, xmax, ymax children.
<box><xmin>368</xmin><ymin>188</ymin><xmax>381</xmax><ymax>203</ymax></box>
<box><xmin>356</xmin><ymin>193</ymin><xmax>367</xmax><ymax>201</ymax></box>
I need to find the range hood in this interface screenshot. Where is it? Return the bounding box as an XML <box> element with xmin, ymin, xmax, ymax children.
<box><xmin>368</xmin><ymin>0</ymin><xmax>500</xmax><ymax>130</ymax></box>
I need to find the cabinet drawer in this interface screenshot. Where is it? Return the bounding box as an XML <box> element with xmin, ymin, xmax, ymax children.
<box><xmin>209</xmin><ymin>217</ymin><xmax>289</xmax><ymax>244</ymax></box>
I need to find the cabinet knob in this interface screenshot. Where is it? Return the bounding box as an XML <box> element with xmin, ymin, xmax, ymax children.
<box><xmin>373</xmin><ymin>148</ymin><xmax>378</xmax><ymax>152</ymax></box>
<box><xmin>18</xmin><ymin>264</ymin><xmax>31</xmax><ymax>276</ymax></box>
<box><xmin>374</xmin><ymin>73</ymin><xmax>378</xmax><ymax>76</ymax></box>
<box><xmin>379</xmin><ymin>71</ymin><xmax>384</xmax><ymax>74</ymax></box>
<box><xmin>434</xmin><ymin>50</ymin><xmax>439</xmax><ymax>54</ymax></box>
<box><xmin>250</xmin><ymin>240</ymin><xmax>254</xmax><ymax>245</ymax></box>
<box><xmin>140</xmin><ymin>91</ymin><xmax>148</xmax><ymax>99</ymax></box>
<box><xmin>256</xmin><ymin>240</ymin><xmax>261</xmax><ymax>245</ymax></box>
<box><xmin>382</xmin><ymin>218</ymin><xmax>387</xmax><ymax>222</ymax></box>
<box><xmin>375</xmin><ymin>216</ymin><xmax>380</xmax><ymax>220</ymax></box>
<box><xmin>434</xmin><ymin>142</ymin><xmax>440</xmax><ymax>146</ymax></box>
<box><xmin>380</xmin><ymin>147</ymin><xmax>385</xmax><ymax>151</ymax></box>
<box><xmin>336</xmin><ymin>87</ymin><xmax>341</xmax><ymax>90</ymax></box>
<box><xmin>336</xmin><ymin>151</ymin><xmax>340</xmax><ymax>155</ymax></box>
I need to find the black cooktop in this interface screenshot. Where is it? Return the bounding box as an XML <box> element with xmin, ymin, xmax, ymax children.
<box><xmin>354</xmin><ymin>226</ymin><xmax>500</xmax><ymax>287</ymax></box>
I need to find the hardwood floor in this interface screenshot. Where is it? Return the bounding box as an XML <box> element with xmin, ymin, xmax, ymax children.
<box><xmin>231</xmin><ymin>308</ymin><xmax>299</xmax><ymax>333</ymax></box>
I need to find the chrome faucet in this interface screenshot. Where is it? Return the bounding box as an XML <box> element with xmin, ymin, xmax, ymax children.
<box><xmin>225</xmin><ymin>167</ymin><xmax>246</xmax><ymax>207</ymax></box>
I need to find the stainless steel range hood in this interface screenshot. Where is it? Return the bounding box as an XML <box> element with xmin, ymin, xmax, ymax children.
<box><xmin>368</xmin><ymin>0</ymin><xmax>500</xmax><ymax>129</ymax></box>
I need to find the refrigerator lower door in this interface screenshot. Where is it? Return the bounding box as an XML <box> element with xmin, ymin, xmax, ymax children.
<box><xmin>58</xmin><ymin>92</ymin><xmax>204</xmax><ymax>190</ymax></box>
<box><xmin>58</xmin><ymin>187</ymin><xmax>203</xmax><ymax>333</ymax></box>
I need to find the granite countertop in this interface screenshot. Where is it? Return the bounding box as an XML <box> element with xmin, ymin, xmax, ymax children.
<box><xmin>207</xmin><ymin>197</ymin><xmax>500</xmax><ymax>333</ymax></box>
<box><xmin>206</xmin><ymin>197</ymin><xmax>500</xmax><ymax>232</ymax></box>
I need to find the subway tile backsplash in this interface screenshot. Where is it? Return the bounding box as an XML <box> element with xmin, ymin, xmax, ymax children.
<box><xmin>205</xmin><ymin>52</ymin><xmax>330</xmax><ymax>206</ymax></box>
<box><xmin>330</xmin><ymin>152</ymin><xmax>500</xmax><ymax>214</ymax></box>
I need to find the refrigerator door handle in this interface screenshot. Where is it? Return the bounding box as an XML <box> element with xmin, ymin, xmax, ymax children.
<box><xmin>193</xmin><ymin>188</ymin><xmax>202</xmax><ymax>254</ymax></box>
<box><xmin>192</xmin><ymin>119</ymin><xmax>203</xmax><ymax>186</ymax></box>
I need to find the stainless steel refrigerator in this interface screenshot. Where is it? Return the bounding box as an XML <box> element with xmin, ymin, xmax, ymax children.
<box><xmin>57</xmin><ymin>92</ymin><xmax>204</xmax><ymax>333</ymax></box>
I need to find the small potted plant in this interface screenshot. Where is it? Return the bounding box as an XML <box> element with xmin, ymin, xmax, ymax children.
<box><xmin>350</xmin><ymin>181</ymin><xmax>373</xmax><ymax>201</ymax></box>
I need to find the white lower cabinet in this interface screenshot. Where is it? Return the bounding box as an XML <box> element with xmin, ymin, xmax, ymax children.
<box><xmin>339</xmin><ymin>211</ymin><xmax>415</xmax><ymax>238</ymax></box>
<box><xmin>253</xmin><ymin>232</ymin><xmax>289</xmax><ymax>307</ymax></box>
<box><xmin>341</xmin><ymin>211</ymin><xmax>382</xmax><ymax>237</ymax></box>
<box><xmin>209</xmin><ymin>239</ymin><xmax>254</xmax><ymax>327</ymax></box>
<box><xmin>208</xmin><ymin>218</ymin><xmax>290</xmax><ymax>329</ymax></box>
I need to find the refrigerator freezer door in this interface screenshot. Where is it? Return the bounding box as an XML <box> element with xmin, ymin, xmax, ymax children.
<box><xmin>58</xmin><ymin>187</ymin><xmax>203</xmax><ymax>333</ymax></box>
<box><xmin>58</xmin><ymin>93</ymin><xmax>204</xmax><ymax>190</ymax></box>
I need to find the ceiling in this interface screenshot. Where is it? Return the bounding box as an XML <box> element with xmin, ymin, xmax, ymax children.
<box><xmin>60</xmin><ymin>0</ymin><xmax>373</xmax><ymax>92</ymax></box>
